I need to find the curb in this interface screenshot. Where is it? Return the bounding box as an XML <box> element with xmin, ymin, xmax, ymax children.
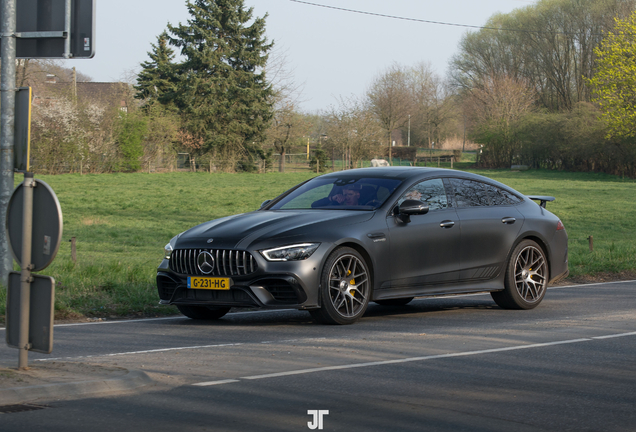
<box><xmin>0</xmin><ymin>369</ymin><xmax>153</xmax><ymax>405</ymax></box>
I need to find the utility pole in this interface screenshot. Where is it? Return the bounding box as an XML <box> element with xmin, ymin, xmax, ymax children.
<box><xmin>1</xmin><ymin>0</ymin><xmax>17</xmax><ymax>287</ymax></box>
<box><xmin>407</xmin><ymin>114</ymin><xmax>411</xmax><ymax>147</ymax></box>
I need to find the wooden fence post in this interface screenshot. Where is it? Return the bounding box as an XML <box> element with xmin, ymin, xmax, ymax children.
<box><xmin>70</xmin><ymin>237</ymin><xmax>77</xmax><ymax>263</ymax></box>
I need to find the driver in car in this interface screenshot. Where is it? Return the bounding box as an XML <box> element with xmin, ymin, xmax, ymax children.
<box><xmin>312</xmin><ymin>184</ymin><xmax>361</xmax><ymax>207</ymax></box>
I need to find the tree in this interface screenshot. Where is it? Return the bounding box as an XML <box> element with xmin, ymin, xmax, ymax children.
<box><xmin>167</xmin><ymin>0</ymin><xmax>274</xmax><ymax>162</ymax></box>
<box><xmin>266</xmin><ymin>101</ymin><xmax>309</xmax><ymax>172</ymax></box>
<box><xmin>450</xmin><ymin>0</ymin><xmax>636</xmax><ymax>111</ymax></box>
<box><xmin>263</xmin><ymin>47</ymin><xmax>307</xmax><ymax>172</ymax></box>
<box><xmin>326</xmin><ymin>96</ymin><xmax>384</xmax><ymax>169</ymax></box>
<box><xmin>135</xmin><ymin>32</ymin><xmax>177</xmax><ymax>106</ymax></box>
<box><xmin>309</xmin><ymin>144</ymin><xmax>328</xmax><ymax>173</ymax></box>
<box><xmin>587</xmin><ymin>10</ymin><xmax>636</xmax><ymax>140</ymax></box>
<box><xmin>466</xmin><ymin>74</ymin><xmax>536</xmax><ymax>167</ymax></box>
<box><xmin>116</xmin><ymin>111</ymin><xmax>147</xmax><ymax>172</ymax></box>
<box><xmin>408</xmin><ymin>62</ymin><xmax>454</xmax><ymax>148</ymax></box>
<box><xmin>367</xmin><ymin>64</ymin><xmax>413</xmax><ymax>164</ymax></box>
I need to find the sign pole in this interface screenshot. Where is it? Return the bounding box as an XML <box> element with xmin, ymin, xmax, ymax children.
<box><xmin>0</xmin><ymin>0</ymin><xmax>17</xmax><ymax>287</ymax></box>
<box><xmin>18</xmin><ymin>172</ymin><xmax>34</xmax><ymax>369</ymax></box>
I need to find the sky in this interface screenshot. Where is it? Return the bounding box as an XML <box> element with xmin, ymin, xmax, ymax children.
<box><xmin>67</xmin><ymin>0</ymin><xmax>535</xmax><ymax>112</ymax></box>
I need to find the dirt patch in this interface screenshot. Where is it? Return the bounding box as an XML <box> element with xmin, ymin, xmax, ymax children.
<box><xmin>0</xmin><ymin>362</ymin><xmax>127</xmax><ymax>389</ymax></box>
<box><xmin>558</xmin><ymin>270</ymin><xmax>636</xmax><ymax>285</ymax></box>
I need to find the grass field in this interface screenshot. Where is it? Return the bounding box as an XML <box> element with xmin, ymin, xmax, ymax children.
<box><xmin>1</xmin><ymin>168</ymin><xmax>634</xmax><ymax>323</ymax></box>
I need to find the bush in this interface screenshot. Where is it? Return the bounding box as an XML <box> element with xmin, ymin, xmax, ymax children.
<box><xmin>309</xmin><ymin>145</ymin><xmax>329</xmax><ymax>172</ymax></box>
<box><xmin>116</xmin><ymin>112</ymin><xmax>147</xmax><ymax>172</ymax></box>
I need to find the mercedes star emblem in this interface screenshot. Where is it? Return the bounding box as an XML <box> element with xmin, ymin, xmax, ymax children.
<box><xmin>197</xmin><ymin>251</ymin><xmax>215</xmax><ymax>274</ymax></box>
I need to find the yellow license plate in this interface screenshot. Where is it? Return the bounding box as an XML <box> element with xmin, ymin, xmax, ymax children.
<box><xmin>187</xmin><ymin>277</ymin><xmax>231</xmax><ymax>290</ymax></box>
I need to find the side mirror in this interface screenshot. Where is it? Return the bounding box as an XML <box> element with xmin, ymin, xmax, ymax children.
<box><xmin>395</xmin><ymin>199</ymin><xmax>429</xmax><ymax>223</ymax></box>
<box><xmin>260</xmin><ymin>199</ymin><xmax>272</xmax><ymax>209</ymax></box>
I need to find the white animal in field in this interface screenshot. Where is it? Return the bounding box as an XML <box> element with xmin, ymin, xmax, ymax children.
<box><xmin>370</xmin><ymin>158</ymin><xmax>390</xmax><ymax>167</ymax></box>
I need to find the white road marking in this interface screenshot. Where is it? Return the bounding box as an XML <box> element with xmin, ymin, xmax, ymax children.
<box><xmin>548</xmin><ymin>279</ymin><xmax>636</xmax><ymax>289</ymax></box>
<box><xmin>0</xmin><ymin>309</ymin><xmax>294</xmax><ymax>332</ymax></box>
<box><xmin>192</xmin><ymin>331</ymin><xmax>636</xmax><ymax>386</ymax></box>
<box><xmin>35</xmin><ymin>343</ymin><xmax>245</xmax><ymax>362</ymax></box>
<box><xmin>33</xmin><ymin>337</ymin><xmax>325</xmax><ymax>362</ymax></box>
<box><xmin>193</xmin><ymin>379</ymin><xmax>241</xmax><ymax>386</ymax></box>
<box><xmin>592</xmin><ymin>331</ymin><xmax>636</xmax><ymax>340</ymax></box>
<box><xmin>0</xmin><ymin>279</ymin><xmax>634</xmax><ymax>332</ymax></box>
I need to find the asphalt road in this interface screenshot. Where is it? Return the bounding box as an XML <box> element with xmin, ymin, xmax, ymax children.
<box><xmin>1</xmin><ymin>281</ymin><xmax>635</xmax><ymax>431</ymax></box>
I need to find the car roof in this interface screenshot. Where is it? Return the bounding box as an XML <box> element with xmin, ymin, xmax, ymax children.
<box><xmin>317</xmin><ymin>167</ymin><xmax>521</xmax><ymax>194</ymax></box>
<box><xmin>320</xmin><ymin>167</ymin><xmax>447</xmax><ymax>180</ymax></box>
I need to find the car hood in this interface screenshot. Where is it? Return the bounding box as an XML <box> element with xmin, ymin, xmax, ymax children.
<box><xmin>174</xmin><ymin>210</ymin><xmax>374</xmax><ymax>250</ymax></box>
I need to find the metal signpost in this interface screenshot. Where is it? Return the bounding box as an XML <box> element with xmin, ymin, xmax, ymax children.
<box><xmin>5</xmin><ymin>176</ymin><xmax>62</xmax><ymax>366</ymax></box>
<box><xmin>1</xmin><ymin>0</ymin><xmax>94</xmax><ymax>368</ymax></box>
<box><xmin>0</xmin><ymin>0</ymin><xmax>95</xmax><ymax>59</ymax></box>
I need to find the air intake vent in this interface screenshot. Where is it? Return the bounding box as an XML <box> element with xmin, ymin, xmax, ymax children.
<box><xmin>169</xmin><ymin>249</ymin><xmax>257</xmax><ymax>276</ymax></box>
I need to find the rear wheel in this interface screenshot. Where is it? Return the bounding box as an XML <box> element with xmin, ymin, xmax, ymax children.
<box><xmin>309</xmin><ymin>247</ymin><xmax>371</xmax><ymax>325</ymax></box>
<box><xmin>177</xmin><ymin>305</ymin><xmax>231</xmax><ymax>320</ymax></box>
<box><xmin>491</xmin><ymin>240</ymin><xmax>548</xmax><ymax>310</ymax></box>
<box><xmin>375</xmin><ymin>297</ymin><xmax>414</xmax><ymax>306</ymax></box>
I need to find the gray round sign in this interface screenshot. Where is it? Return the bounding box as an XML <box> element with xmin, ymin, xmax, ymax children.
<box><xmin>6</xmin><ymin>179</ymin><xmax>63</xmax><ymax>272</ymax></box>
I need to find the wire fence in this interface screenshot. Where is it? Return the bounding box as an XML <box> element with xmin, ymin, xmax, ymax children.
<box><xmin>29</xmin><ymin>150</ymin><xmax>477</xmax><ymax>175</ymax></box>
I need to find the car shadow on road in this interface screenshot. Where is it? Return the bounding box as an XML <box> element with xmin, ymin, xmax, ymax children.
<box><xmin>165</xmin><ymin>297</ymin><xmax>500</xmax><ymax>327</ymax></box>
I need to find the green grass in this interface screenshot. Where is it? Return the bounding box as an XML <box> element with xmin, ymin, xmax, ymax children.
<box><xmin>465</xmin><ymin>168</ymin><xmax>636</xmax><ymax>277</ymax></box>
<box><xmin>1</xmin><ymin>168</ymin><xmax>634</xmax><ymax>323</ymax></box>
<box><xmin>2</xmin><ymin>172</ymin><xmax>316</xmax><ymax>322</ymax></box>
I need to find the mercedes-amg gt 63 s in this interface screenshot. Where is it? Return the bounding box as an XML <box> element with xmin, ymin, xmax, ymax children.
<box><xmin>157</xmin><ymin>167</ymin><xmax>569</xmax><ymax>325</ymax></box>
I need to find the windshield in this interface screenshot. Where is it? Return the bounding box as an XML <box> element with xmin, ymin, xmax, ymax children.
<box><xmin>269</xmin><ymin>176</ymin><xmax>403</xmax><ymax>210</ymax></box>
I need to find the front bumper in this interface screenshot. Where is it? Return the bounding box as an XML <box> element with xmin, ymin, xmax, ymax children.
<box><xmin>156</xmin><ymin>247</ymin><xmax>325</xmax><ymax>310</ymax></box>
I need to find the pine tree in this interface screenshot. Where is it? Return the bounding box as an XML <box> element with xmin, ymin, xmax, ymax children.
<box><xmin>135</xmin><ymin>32</ymin><xmax>177</xmax><ymax>106</ymax></box>
<box><xmin>167</xmin><ymin>0</ymin><xmax>274</xmax><ymax>158</ymax></box>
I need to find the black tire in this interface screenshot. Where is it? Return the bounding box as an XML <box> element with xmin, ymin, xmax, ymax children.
<box><xmin>309</xmin><ymin>247</ymin><xmax>372</xmax><ymax>325</ymax></box>
<box><xmin>177</xmin><ymin>305</ymin><xmax>231</xmax><ymax>320</ymax></box>
<box><xmin>491</xmin><ymin>239</ymin><xmax>548</xmax><ymax>310</ymax></box>
<box><xmin>374</xmin><ymin>297</ymin><xmax>414</xmax><ymax>306</ymax></box>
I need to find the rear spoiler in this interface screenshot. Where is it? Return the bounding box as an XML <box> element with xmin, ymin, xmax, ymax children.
<box><xmin>527</xmin><ymin>195</ymin><xmax>555</xmax><ymax>208</ymax></box>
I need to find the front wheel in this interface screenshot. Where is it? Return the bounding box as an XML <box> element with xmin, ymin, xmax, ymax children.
<box><xmin>177</xmin><ymin>305</ymin><xmax>231</xmax><ymax>320</ymax></box>
<box><xmin>309</xmin><ymin>247</ymin><xmax>371</xmax><ymax>325</ymax></box>
<box><xmin>491</xmin><ymin>240</ymin><xmax>548</xmax><ymax>310</ymax></box>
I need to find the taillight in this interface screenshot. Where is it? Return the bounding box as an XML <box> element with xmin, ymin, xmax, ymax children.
<box><xmin>556</xmin><ymin>220</ymin><xmax>565</xmax><ymax>231</ymax></box>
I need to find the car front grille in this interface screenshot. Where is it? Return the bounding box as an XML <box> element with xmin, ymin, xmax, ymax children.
<box><xmin>169</xmin><ymin>249</ymin><xmax>258</xmax><ymax>276</ymax></box>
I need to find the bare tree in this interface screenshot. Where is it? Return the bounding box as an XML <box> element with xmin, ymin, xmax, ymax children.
<box><xmin>367</xmin><ymin>64</ymin><xmax>414</xmax><ymax>164</ymax></box>
<box><xmin>325</xmin><ymin>96</ymin><xmax>384</xmax><ymax>169</ymax></box>
<box><xmin>263</xmin><ymin>46</ymin><xmax>309</xmax><ymax>172</ymax></box>
<box><xmin>408</xmin><ymin>62</ymin><xmax>455</xmax><ymax>148</ymax></box>
<box><xmin>465</xmin><ymin>74</ymin><xmax>536</xmax><ymax>167</ymax></box>
<box><xmin>266</xmin><ymin>100</ymin><xmax>309</xmax><ymax>172</ymax></box>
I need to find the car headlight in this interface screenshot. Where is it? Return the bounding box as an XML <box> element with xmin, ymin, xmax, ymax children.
<box><xmin>260</xmin><ymin>243</ymin><xmax>320</xmax><ymax>262</ymax></box>
<box><xmin>164</xmin><ymin>233</ymin><xmax>182</xmax><ymax>260</ymax></box>
<box><xmin>164</xmin><ymin>243</ymin><xmax>173</xmax><ymax>260</ymax></box>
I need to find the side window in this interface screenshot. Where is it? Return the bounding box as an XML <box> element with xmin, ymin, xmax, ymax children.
<box><xmin>484</xmin><ymin>183</ymin><xmax>510</xmax><ymax>206</ymax></box>
<box><xmin>449</xmin><ymin>178</ymin><xmax>491</xmax><ymax>207</ymax></box>
<box><xmin>398</xmin><ymin>178</ymin><xmax>448</xmax><ymax>211</ymax></box>
<box><xmin>502</xmin><ymin>189</ymin><xmax>523</xmax><ymax>204</ymax></box>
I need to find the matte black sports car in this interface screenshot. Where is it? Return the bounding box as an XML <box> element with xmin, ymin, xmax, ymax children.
<box><xmin>157</xmin><ymin>167</ymin><xmax>568</xmax><ymax>324</ymax></box>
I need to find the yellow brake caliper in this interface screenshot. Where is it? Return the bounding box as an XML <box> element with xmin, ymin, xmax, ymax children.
<box><xmin>347</xmin><ymin>270</ymin><xmax>356</xmax><ymax>296</ymax></box>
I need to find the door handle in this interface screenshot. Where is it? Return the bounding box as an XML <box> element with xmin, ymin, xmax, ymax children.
<box><xmin>440</xmin><ymin>220</ymin><xmax>455</xmax><ymax>228</ymax></box>
<box><xmin>502</xmin><ymin>217</ymin><xmax>516</xmax><ymax>224</ymax></box>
